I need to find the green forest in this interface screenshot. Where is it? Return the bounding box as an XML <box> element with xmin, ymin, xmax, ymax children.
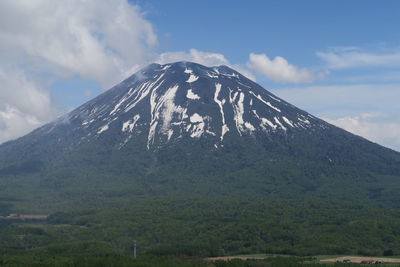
<box><xmin>1</xmin><ymin>196</ymin><xmax>400</xmax><ymax>266</ymax></box>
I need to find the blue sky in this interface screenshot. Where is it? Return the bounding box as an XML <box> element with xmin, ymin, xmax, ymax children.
<box><xmin>1</xmin><ymin>0</ymin><xmax>400</xmax><ymax>151</ymax></box>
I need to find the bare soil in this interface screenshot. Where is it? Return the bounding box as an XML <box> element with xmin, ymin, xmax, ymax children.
<box><xmin>321</xmin><ymin>256</ymin><xmax>400</xmax><ymax>263</ymax></box>
<box><xmin>204</xmin><ymin>256</ymin><xmax>265</xmax><ymax>261</ymax></box>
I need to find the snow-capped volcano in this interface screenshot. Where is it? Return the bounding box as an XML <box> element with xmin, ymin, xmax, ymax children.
<box><xmin>61</xmin><ymin>61</ymin><xmax>325</xmax><ymax>149</ymax></box>
<box><xmin>1</xmin><ymin>61</ymin><xmax>400</xmax><ymax>213</ymax></box>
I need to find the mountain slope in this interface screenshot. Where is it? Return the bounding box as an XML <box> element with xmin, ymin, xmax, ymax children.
<box><xmin>1</xmin><ymin>62</ymin><xmax>326</xmax><ymax>151</ymax></box>
<box><xmin>0</xmin><ymin>61</ymin><xmax>399</xmax><ymax>211</ymax></box>
<box><xmin>1</xmin><ymin>62</ymin><xmax>400</xmax><ymax>257</ymax></box>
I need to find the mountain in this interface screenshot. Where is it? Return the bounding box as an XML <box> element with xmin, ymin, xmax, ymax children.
<box><xmin>1</xmin><ymin>62</ymin><xmax>400</xmax><ymax>257</ymax></box>
<box><xmin>0</xmin><ymin>61</ymin><xmax>400</xmax><ymax>205</ymax></box>
<box><xmin>59</xmin><ymin>61</ymin><xmax>324</xmax><ymax>149</ymax></box>
<box><xmin>3</xmin><ymin>62</ymin><xmax>326</xmax><ymax>150</ymax></box>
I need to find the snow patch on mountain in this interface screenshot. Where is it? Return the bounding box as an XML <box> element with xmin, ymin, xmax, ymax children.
<box><xmin>245</xmin><ymin>122</ymin><xmax>256</xmax><ymax>132</ymax></box>
<box><xmin>207</xmin><ymin>71</ymin><xmax>219</xmax><ymax>78</ymax></box>
<box><xmin>122</xmin><ymin>114</ymin><xmax>140</xmax><ymax>132</ymax></box>
<box><xmin>110</xmin><ymin>87</ymin><xmax>135</xmax><ymax>115</ymax></box>
<box><xmin>274</xmin><ymin>117</ymin><xmax>287</xmax><ymax>131</ymax></box>
<box><xmin>189</xmin><ymin>114</ymin><xmax>207</xmax><ymax>138</ymax></box>
<box><xmin>268</xmin><ymin>94</ymin><xmax>282</xmax><ymax>103</ymax></box>
<box><xmin>160</xmin><ymin>85</ymin><xmax>185</xmax><ymax>131</ymax></box>
<box><xmin>282</xmin><ymin>116</ymin><xmax>294</xmax><ymax>127</ymax></box>
<box><xmin>186</xmin><ymin>74</ymin><xmax>199</xmax><ymax>83</ymax></box>
<box><xmin>125</xmin><ymin>74</ymin><xmax>165</xmax><ymax>112</ymax></box>
<box><xmin>187</xmin><ymin>89</ymin><xmax>200</xmax><ymax>100</ymax></box>
<box><xmin>249</xmin><ymin>91</ymin><xmax>281</xmax><ymax>112</ymax></box>
<box><xmin>298</xmin><ymin>116</ymin><xmax>311</xmax><ymax>124</ymax></box>
<box><xmin>82</xmin><ymin>119</ymin><xmax>94</xmax><ymax>126</ymax></box>
<box><xmin>262</xmin><ymin>117</ymin><xmax>277</xmax><ymax>130</ymax></box>
<box><xmin>190</xmin><ymin>113</ymin><xmax>203</xmax><ymax>123</ymax></box>
<box><xmin>97</xmin><ymin>124</ymin><xmax>109</xmax><ymax>134</ymax></box>
<box><xmin>214</xmin><ymin>83</ymin><xmax>229</xmax><ymax>141</ymax></box>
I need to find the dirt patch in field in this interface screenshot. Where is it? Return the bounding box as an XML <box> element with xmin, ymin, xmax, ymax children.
<box><xmin>0</xmin><ymin>214</ymin><xmax>48</xmax><ymax>220</ymax></box>
<box><xmin>321</xmin><ymin>256</ymin><xmax>400</xmax><ymax>263</ymax></box>
<box><xmin>204</xmin><ymin>256</ymin><xmax>265</xmax><ymax>261</ymax></box>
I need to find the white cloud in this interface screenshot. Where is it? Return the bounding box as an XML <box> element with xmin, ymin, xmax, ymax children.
<box><xmin>274</xmin><ymin>84</ymin><xmax>400</xmax><ymax>116</ymax></box>
<box><xmin>157</xmin><ymin>49</ymin><xmax>256</xmax><ymax>81</ymax></box>
<box><xmin>247</xmin><ymin>53</ymin><xmax>323</xmax><ymax>83</ymax></box>
<box><xmin>273</xmin><ymin>84</ymin><xmax>400</xmax><ymax>151</ymax></box>
<box><xmin>0</xmin><ymin>104</ymin><xmax>41</xmax><ymax>144</ymax></box>
<box><xmin>339</xmin><ymin>71</ymin><xmax>400</xmax><ymax>83</ymax></box>
<box><xmin>0</xmin><ymin>0</ymin><xmax>157</xmax><ymax>144</ymax></box>
<box><xmin>317</xmin><ymin>49</ymin><xmax>400</xmax><ymax>69</ymax></box>
<box><xmin>0</xmin><ymin>0</ymin><xmax>157</xmax><ymax>87</ymax></box>
<box><xmin>157</xmin><ymin>49</ymin><xmax>229</xmax><ymax>67</ymax></box>
<box><xmin>326</xmin><ymin>113</ymin><xmax>400</xmax><ymax>152</ymax></box>
<box><xmin>0</xmin><ymin>67</ymin><xmax>59</xmax><ymax>144</ymax></box>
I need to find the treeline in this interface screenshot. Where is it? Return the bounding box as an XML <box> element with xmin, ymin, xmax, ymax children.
<box><xmin>1</xmin><ymin>196</ymin><xmax>400</xmax><ymax>260</ymax></box>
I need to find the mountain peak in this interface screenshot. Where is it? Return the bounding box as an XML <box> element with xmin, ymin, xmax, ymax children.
<box><xmin>145</xmin><ymin>61</ymin><xmax>240</xmax><ymax>79</ymax></box>
<box><xmin>48</xmin><ymin>61</ymin><xmax>322</xmax><ymax>150</ymax></box>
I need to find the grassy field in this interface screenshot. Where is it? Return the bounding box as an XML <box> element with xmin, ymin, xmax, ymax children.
<box><xmin>206</xmin><ymin>254</ymin><xmax>400</xmax><ymax>265</ymax></box>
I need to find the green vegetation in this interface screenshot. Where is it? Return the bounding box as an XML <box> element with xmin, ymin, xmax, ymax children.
<box><xmin>0</xmin><ymin>102</ymin><xmax>400</xmax><ymax>265</ymax></box>
<box><xmin>1</xmin><ymin>197</ymin><xmax>400</xmax><ymax>266</ymax></box>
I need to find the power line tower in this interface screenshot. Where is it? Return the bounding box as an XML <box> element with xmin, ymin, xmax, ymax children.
<box><xmin>134</xmin><ymin>240</ymin><xmax>137</xmax><ymax>259</ymax></box>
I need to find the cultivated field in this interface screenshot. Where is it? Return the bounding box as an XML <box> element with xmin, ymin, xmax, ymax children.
<box><xmin>204</xmin><ymin>255</ymin><xmax>266</xmax><ymax>261</ymax></box>
<box><xmin>205</xmin><ymin>254</ymin><xmax>400</xmax><ymax>264</ymax></box>
<box><xmin>320</xmin><ymin>256</ymin><xmax>400</xmax><ymax>264</ymax></box>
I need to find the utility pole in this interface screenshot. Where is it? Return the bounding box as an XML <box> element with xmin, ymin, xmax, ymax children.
<box><xmin>134</xmin><ymin>240</ymin><xmax>137</xmax><ymax>259</ymax></box>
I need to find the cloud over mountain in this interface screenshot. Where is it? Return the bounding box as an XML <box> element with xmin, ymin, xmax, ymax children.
<box><xmin>317</xmin><ymin>47</ymin><xmax>400</xmax><ymax>69</ymax></box>
<box><xmin>326</xmin><ymin>113</ymin><xmax>400</xmax><ymax>152</ymax></box>
<box><xmin>0</xmin><ymin>0</ymin><xmax>157</xmax><ymax>144</ymax></box>
<box><xmin>157</xmin><ymin>49</ymin><xmax>256</xmax><ymax>81</ymax></box>
<box><xmin>248</xmin><ymin>53</ymin><xmax>323</xmax><ymax>83</ymax></box>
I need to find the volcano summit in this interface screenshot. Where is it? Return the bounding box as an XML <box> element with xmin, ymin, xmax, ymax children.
<box><xmin>44</xmin><ymin>61</ymin><xmax>326</xmax><ymax>150</ymax></box>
